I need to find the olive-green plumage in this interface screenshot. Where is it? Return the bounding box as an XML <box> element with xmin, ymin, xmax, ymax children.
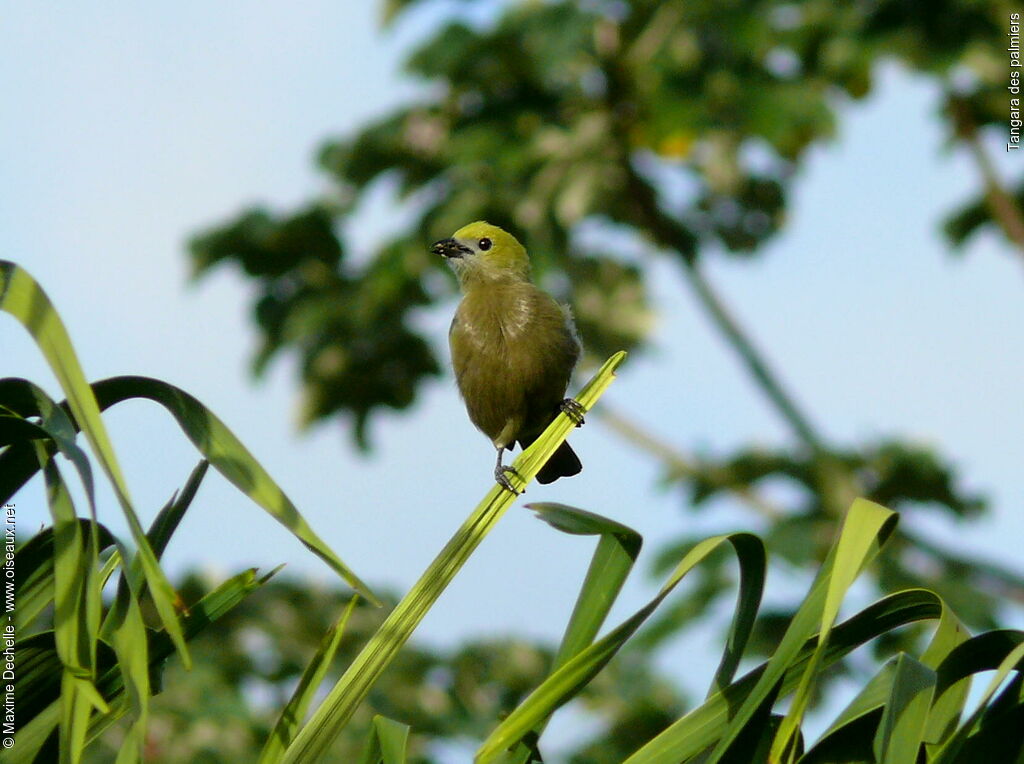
<box><xmin>433</xmin><ymin>222</ymin><xmax>582</xmax><ymax>490</ymax></box>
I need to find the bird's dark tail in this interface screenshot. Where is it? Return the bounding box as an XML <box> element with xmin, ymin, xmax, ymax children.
<box><xmin>535</xmin><ymin>441</ymin><xmax>582</xmax><ymax>484</ymax></box>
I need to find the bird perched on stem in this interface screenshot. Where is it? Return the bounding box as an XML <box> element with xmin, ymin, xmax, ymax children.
<box><xmin>433</xmin><ymin>222</ymin><xmax>585</xmax><ymax>493</ymax></box>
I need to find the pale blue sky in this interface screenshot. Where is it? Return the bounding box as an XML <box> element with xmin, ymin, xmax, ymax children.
<box><xmin>3</xmin><ymin>2</ymin><xmax>1023</xmax><ymax>754</ymax></box>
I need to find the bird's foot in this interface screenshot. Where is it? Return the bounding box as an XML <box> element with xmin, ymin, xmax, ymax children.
<box><xmin>495</xmin><ymin>464</ymin><xmax>523</xmax><ymax>495</ymax></box>
<box><xmin>560</xmin><ymin>398</ymin><xmax>586</xmax><ymax>427</ymax></box>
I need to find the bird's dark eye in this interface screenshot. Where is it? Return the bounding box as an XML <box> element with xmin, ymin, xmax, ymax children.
<box><xmin>478</xmin><ymin>238</ymin><xmax>492</xmax><ymax>251</ymax></box>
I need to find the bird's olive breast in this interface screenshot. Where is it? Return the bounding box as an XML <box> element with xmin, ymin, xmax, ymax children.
<box><xmin>449</xmin><ymin>283</ymin><xmax>580</xmax><ymax>446</ymax></box>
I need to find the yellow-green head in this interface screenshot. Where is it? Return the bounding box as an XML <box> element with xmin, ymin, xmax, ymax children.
<box><xmin>432</xmin><ymin>221</ymin><xmax>530</xmax><ymax>287</ymax></box>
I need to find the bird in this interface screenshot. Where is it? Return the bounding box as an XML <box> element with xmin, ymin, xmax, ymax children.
<box><xmin>432</xmin><ymin>221</ymin><xmax>585</xmax><ymax>493</ymax></box>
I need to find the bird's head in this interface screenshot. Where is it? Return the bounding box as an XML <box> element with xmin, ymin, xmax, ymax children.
<box><xmin>432</xmin><ymin>221</ymin><xmax>530</xmax><ymax>287</ymax></box>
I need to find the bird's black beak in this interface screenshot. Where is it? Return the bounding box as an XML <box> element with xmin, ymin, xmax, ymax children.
<box><xmin>432</xmin><ymin>238</ymin><xmax>472</xmax><ymax>259</ymax></box>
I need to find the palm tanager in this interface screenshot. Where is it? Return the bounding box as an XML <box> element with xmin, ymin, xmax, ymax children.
<box><xmin>433</xmin><ymin>221</ymin><xmax>584</xmax><ymax>493</ymax></box>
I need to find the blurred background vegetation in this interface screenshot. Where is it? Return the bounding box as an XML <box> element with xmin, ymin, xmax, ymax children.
<box><xmin>78</xmin><ymin>0</ymin><xmax>1024</xmax><ymax>759</ymax></box>
<box><xmin>86</xmin><ymin>575</ymin><xmax>683</xmax><ymax>762</ymax></box>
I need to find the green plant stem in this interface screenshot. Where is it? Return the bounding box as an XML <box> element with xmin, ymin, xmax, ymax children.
<box><xmin>280</xmin><ymin>352</ymin><xmax>625</xmax><ymax>763</ymax></box>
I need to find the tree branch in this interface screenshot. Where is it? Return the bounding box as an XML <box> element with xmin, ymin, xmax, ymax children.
<box><xmin>595</xmin><ymin>402</ymin><xmax>785</xmax><ymax>521</ymax></box>
<box><xmin>619</xmin><ymin>154</ymin><xmax>829</xmax><ymax>454</ymax></box>
<box><xmin>679</xmin><ymin>261</ymin><xmax>827</xmax><ymax>453</ymax></box>
<box><xmin>949</xmin><ymin>94</ymin><xmax>1024</xmax><ymax>259</ymax></box>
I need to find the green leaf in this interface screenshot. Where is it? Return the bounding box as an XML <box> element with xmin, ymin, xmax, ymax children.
<box><xmin>0</xmin><ymin>369</ymin><xmax>378</xmax><ymax>606</ymax></box>
<box><xmin>0</xmin><ymin>262</ymin><xmax>189</xmax><ymax>668</ymax></box>
<box><xmin>527</xmin><ymin>503</ymin><xmax>643</xmax><ymax>670</ymax></box>
<box><xmin>14</xmin><ymin>568</ymin><xmax>275</xmax><ymax>760</ymax></box>
<box><xmin>930</xmin><ymin>631</ymin><xmax>1024</xmax><ymax>763</ymax></box>
<box><xmin>140</xmin><ymin>567</ymin><xmax>280</xmax><ymax>681</ymax></box>
<box><xmin>0</xmin><ymin>413</ymin><xmax>51</xmax><ymax>447</ymax></box>
<box><xmin>35</xmin><ymin>450</ymin><xmax>106</xmax><ymax>764</ymax></box>
<box><xmin>497</xmin><ymin>503</ymin><xmax>643</xmax><ymax>764</ymax></box>
<box><xmin>87</xmin><ymin>376</ymin><xmax>379</xmax><ymax>607</ymax></box>
<box><xmin>476</xmin><ymin>530</ymin><xmax>762</xmax><ymax>763</ymax></box>
<box><xmin>709</xmin><ymin>531</ymin><xmax>766</xmax><ymax>696</ymax></box>
<box><xmin>799</xmin><ymin>660</ymin><xmax>895</xmax><ymax>763</ymax></box>
<box><xmin>84</xmin><ymin>460</ymin><xmax>209</xmax><ymax>761</ymax></box>
<box><xmin>260</xmin><ymin>596</ymin><xmax>361</xmax><ymax>764</ymax></box>
<box><xmin>356</xmin><ymin>715</ymin><xmax>411</xmax><ymax>764</ymax></box>
<box><xmin>7</xmin><ymin>632</ymin><xmax>119</xmax><ymax>763</ymax></box>
<box><xmin>801</xmin><ymin>592</ymin><xmax>968</xmax><ymax>762</ymax></box>
<box><xmin>873</xmin><ymin>654</ymin><xmax>936</xmax><ymax>764</ymax></box>
<box><xmin>146</xmin><ymin>460</ymin><xmax>209</xmax><ymax>560</ymax></box>
<box><xmin>917</xmin><ymin>595</ymin><xmax>971</xmax><ymax>747</ymax></box>
<box><xmin>100</xmin><ymin>538</ymin><xmax>151</xmax><ymax>764</ymax></box>
<box><xmin>15</xmin><ymin>520</ymin><xmax>116</xmax><ymax>635</ymax></box>
<box><xmin>766</xmin><ymin>498</ymin><xmax>898</xmax><ymax>764</ymax></box>
<box><xmin>949</xmin><ymin>672</ymin><xmax>1024</xmax><ymax>761</ymax></box>
<box><xmin>625</xmin><ymin>573</ymin><xmax>943</xmax><ymax>764</ymax></box>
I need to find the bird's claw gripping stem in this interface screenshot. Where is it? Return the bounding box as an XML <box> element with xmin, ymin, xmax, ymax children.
<box><xmin>560</xmin><ymin>398</ymin><xmax>586</xmax><ymax>427</ymax></box>
<box><xmin>495</xmin><ymin>465</ymin><xmax>522</xmax><ymax>495</ymax></box>
<box><xmin>494</xmin><ymin>448</ymin><xmax>523</xmax><ymax>494</ymax></box>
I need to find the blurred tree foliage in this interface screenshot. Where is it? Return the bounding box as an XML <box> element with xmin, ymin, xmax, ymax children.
<box><xmin>88</xmin><ymin>574</ymin><xmax>684</xmax><ymax>763</ymax></box>
<box><xmin>186</xmin><ymin>0</ymin><xmax>1024</xmax><ymax>742</ymax></box>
